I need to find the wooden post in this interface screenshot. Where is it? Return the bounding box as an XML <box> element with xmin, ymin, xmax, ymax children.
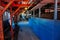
<box><xmin>11</xmin><ymin>4</ymin><xmax>30</xmax><ymax>16</ymax></box>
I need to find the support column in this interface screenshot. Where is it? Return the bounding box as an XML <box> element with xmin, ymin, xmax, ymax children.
<box><xmin>10</xmin><ymin>15</ymin><xmax>14</xmax><ymax>40</ymax></box>
<box><xmin>0</xmin><ymin>0</ymin><xmax>1</xmax><ymax>5</ymax></box>
<box><xmin>0</xmin><ymin>15</ymin><xmax>4</xmax><ymax>40</ymax></box>
<box><xmin>54</xmin><ymin>0</ymin><xmax>58</xmax><ymax>20</ymax></box>
<box><xmin>39</xmin><ymin>8</ymin><xmax>41</xmax><ymax>18</ymax></box>
<box><xmin>0</xmin><ymin>0</ymin><xmax>14</xmax><ymax>40</ymax></box>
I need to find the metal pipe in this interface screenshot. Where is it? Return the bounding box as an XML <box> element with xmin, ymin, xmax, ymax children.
<box><xmin>54</xmin><ymin>0</ymin><xmax>58</xmax><ymax>20</ymax></box>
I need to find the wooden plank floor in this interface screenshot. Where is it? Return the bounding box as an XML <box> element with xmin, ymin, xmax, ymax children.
<box><xmin>18</xmin><ymin>26</ymin><xmax>39</xmax><ymax>40</ymax></box>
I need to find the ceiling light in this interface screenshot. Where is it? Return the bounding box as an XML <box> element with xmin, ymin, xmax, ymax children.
<box><xmin>25</xmin><ymin>7</ymin><xmax>28</xmax><ymax>10</ymax></box>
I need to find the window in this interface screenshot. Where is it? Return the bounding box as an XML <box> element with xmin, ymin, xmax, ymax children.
<box><xmin>41</xmin><ymin>3</ymin><xmax>54</xmax><ymax>19</ymax></box>
<box><xmin>57</xmin><ymin>4</ymin><xmax>60</xmax><ymax>20</ymax></box>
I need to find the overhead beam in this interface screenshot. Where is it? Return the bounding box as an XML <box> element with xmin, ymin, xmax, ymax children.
<box><xmin>31</xmin><ymin>0</ymin><xmax>54</xmax><ymax>11</ymax></box>
<box><xmin>0</xmin><ymin>6</ymin><xmax>4</xmax><ymax>11</ymax></box>
<box><xmin>11</xmin><ymin>4</ymin><xmax>30</xmax><ymax>17</ymax></box>
<box><xmin>11</xmin><ymin>6</ymin><xmax>22</xmax><ymax>17</ymax></box>
<box><xmin>12</xmin><ymin>3</ymin><xmax>30</xmax><ymax>7</ymax></box>
<box><xmin>1</xmin><ymin>0</ymin><xmax>34</xmax><ymax>7</ymax></box>
<box><xmin>0</xmin><ymin>0</ymin><xmax>14</xmax><ymax>40</ymax></box>
<box><xmin>0</xmin><ymin>16</ymin><xmax>4</xmax><ymax>40</ymax></box>
<box><xmin>54</xmin><ymin>0</ymin><xmax>58</xmax><ymax>20</ymax></box>
<box><xmin>1</xmin><ymin>3</ymin><xmax>30</xmax><ymax>7</ymax></box>
<box><xmin>0</xmin><ymin>0</ymin><xmax>14</xmax><ymax>16</ymax></box>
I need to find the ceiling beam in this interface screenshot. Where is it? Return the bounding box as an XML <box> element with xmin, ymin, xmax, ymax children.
<box><xmin>31</xmin><ymin>0</ymin><xmax>54</xmax><ymax>11</ymax></box>
<box><xmin>0</xmin><ymin>6</ymin><xmax>4</xmax><ymax>10</ymax></box>
<box><xmin>0</xmin><ymin>0</ymin><xmax>14</xmax><ymax>16</ymax></box>
<box><xmin>0</xmin><ymin>0</ymin><xmax>1</xmax><ymax>5</ymax></box>
<box><xmin>1</xmin><ymin>3</ymin><xmax>30</xmax><ymax>7</ymax></box>
<box><xmin>12</xmin><ymin>3</ymin><xmax>30</xmax><ymax>7</ymax></box>
<box><xmin>11</xmin><ymin>4</ymin><xmax>30</xmax><ymax>17</ymax></box>
<box><xmin>11</xmin><ymin>6</ymin><xmax>22</xmax><ymax>17</ymax></box>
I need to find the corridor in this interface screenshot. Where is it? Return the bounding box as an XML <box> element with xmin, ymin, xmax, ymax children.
<box><xmin>0</xmin><ymin>0</ymin><xmax>60</xmax><ymax>40</ymax></box>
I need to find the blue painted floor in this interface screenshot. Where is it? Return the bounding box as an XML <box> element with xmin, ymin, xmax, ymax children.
<box><xmin>12</xmin><ymin>18</ymin><xmax>60</xmax><ymax>40</ymax></box>
<box><xmin>17</xmin><ymin>21</ymin><xmax>39</xmax><ymax>40</ymax></box>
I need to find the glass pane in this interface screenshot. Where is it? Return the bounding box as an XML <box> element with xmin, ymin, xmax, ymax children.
<box><xmin>35</xmin><ymin>9</ymin><xmax>39</xmax><ymax>17</ymax></box>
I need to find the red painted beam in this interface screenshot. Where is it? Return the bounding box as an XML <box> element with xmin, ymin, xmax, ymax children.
<box><xmin>12</xmin><ymin>3</ymin><xmax>30</xmax><ymax>7</ymax></box>
<box><xmin>11</xmin><ymin>6</ymin><xmax>22</xmax><ymax>17</ymax></box>
<box><xmin>0</xmin><ymin>6</ymin><xmax>4</xmax><ymax>10</ymax></box>
<box><xmin>1</xmin><ymin>0</ymin><xmax>34</xmax><ymax>7</ymax></box>
<box><xmin>11</xmin><ymin>4</ymin><xmax>30</xmax><ymax>17</ymax></box>
<box><xmin>31</xmin><ymin>0</ymin><xmax>54</xmax><ymax>11</ymax></box>
<box><xmin>0</xmin><ymin>16</ymin><xmax>4</xmax><ymax>40</ymax></box>
<box><xmin>0</xmin><ymin>0</ymin><xmax>14</xmax><ymax>15</ymax></box>
<box><xmin>1</xmin><ymin>3</ymin><xmax>30</xmax><ymax>7</ymax></box>
<box><xmin>23</xmin><ymin>0</ymin><xmax>29</xmax><ymax>1</ymax></box>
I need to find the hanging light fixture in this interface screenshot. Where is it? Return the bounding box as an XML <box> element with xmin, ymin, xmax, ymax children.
<box><xmin>25</xmin><ymin>7</ymin><xmax>28</xmax><ymax>10</ymax></box>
